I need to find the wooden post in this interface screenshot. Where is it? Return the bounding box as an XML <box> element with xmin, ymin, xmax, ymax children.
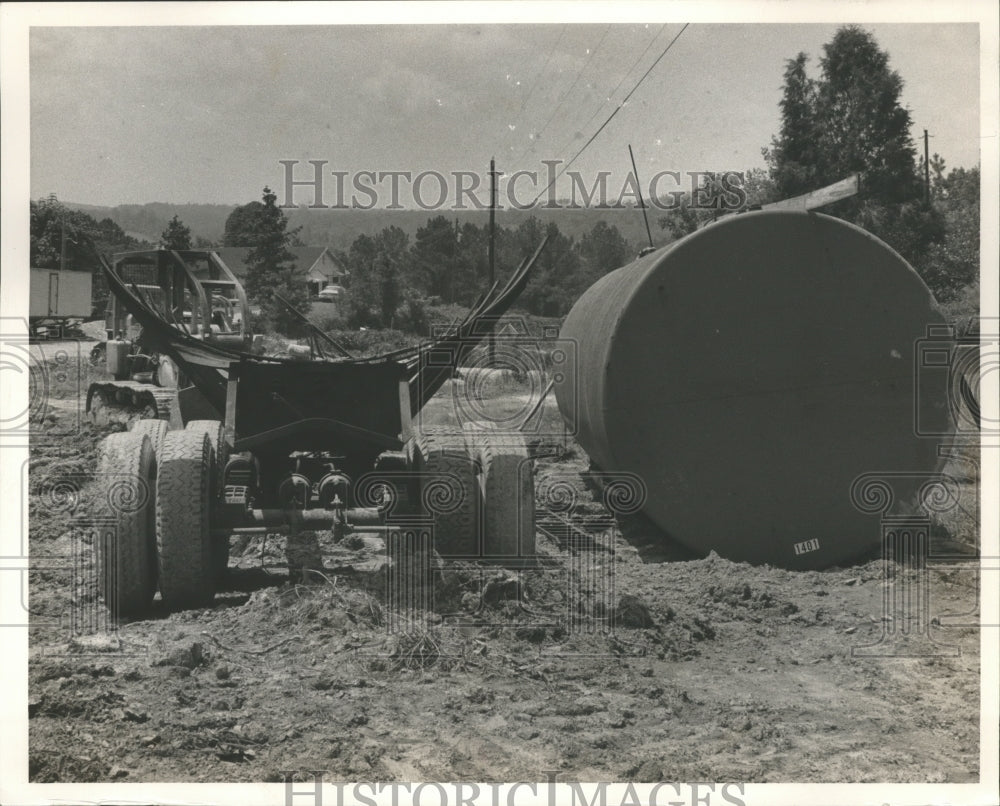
<box><xmin>923</xmin><ymin>129</ymin><xmax>930</xmax><ymax>204</ymax></box>
<box><xmin>60</xmin><ymin>210</ymin><xmax>67</xmax><ymax>272</ymax></box>
<box><xmin>488</xmin><ymin>157</ymin><xmax>497</xmax><ymax>365</ymax></box>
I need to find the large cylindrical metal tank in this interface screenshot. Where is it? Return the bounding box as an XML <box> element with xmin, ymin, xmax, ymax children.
<box><xmin>556</xmin><ymin>210</ymin><xmax>952</xmax><ymax>569</ymax></box>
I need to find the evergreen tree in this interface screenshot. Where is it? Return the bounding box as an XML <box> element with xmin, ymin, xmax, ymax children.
<box><xmin>375</xmin><ymin>253</ymin><xmax>402</xmax><ymax>328</ymax></box>
<box><xmin>243</xmin><ymin>187</ymin><xmax>308</xmax><ymax>334</ymax></box>
<box><xmin>765</xmin><ymin>26</ymin><xmax>944</xmax><ymax>269</ymax></box>
<box><xmin>769</xmin><ymin>53</ymin><xmax>818</xmax><ymax>198</ymax></box>
<box><xmin>222</xmin><ymin>201</ymin><xmax>266</xmax><ymax>247</ymax></box>
<box><xmin>160</xmin><ymin>215</ymin><xmax>192</xmax><ymax>250</ymax></box>
<box><xmin>814</xmin><ymin>26</ymin><xmax>919</xmax><ymax>205</ymax></box>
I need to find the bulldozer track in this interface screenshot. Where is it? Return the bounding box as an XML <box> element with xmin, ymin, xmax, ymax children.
<box><xmin>87</xmin><ymin>381</ymin><xmax>177</xmax><ymax>423</ymax></box>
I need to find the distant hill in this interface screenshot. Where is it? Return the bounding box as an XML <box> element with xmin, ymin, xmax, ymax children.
<box><xmin>63</xmin><ymin>200</ymin><xmax>663</xmax><ymax>252</ymax></box>
<box><xmin>64</xmin><ymin>202</ymin><xmax>235</xmax><ymax>246</ymax></box>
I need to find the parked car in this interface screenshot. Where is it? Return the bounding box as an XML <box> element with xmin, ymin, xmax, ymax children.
<box><xmin>316</xmin><ymin>284</ymin><xmax>343</xmax><ymax>303</ymax></box>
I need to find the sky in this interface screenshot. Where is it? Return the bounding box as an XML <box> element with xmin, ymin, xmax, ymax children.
<box><xmin>29</xmin><ymin>19</ymin><xmax>981</xmax><ymax>208</ymax></box>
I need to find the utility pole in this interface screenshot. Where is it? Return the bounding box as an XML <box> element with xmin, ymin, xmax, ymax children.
<box><xmin>923</xmin><ymin>129</ymin><xmax>930</xmax><ymax>205</ymax></box>
<box><xmin>628</xmin><ymin>144</ymin><xmax>655</xmax><ymax>252</ymax></box>
<box><xmin>488</xmin><ymin>157</ymin><xmax>497</xmax><ymax>365</ymax></box>
<box><xmin>60</xmin><ymin>209</ymin><xmax>67</xmax><ymax>272</ymax></box>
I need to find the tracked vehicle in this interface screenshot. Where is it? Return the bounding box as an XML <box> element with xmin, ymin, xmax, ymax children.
<box><xmin>86</xmin><ymin>249</ymin><xmax>257</xmax><ymax>424</ymax></box>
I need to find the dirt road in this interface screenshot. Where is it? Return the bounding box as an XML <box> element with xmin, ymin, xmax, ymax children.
<box><xmin>26</xmin><ymin>355</ymin><xmax>982</xmax><ymax>783</ymax></box>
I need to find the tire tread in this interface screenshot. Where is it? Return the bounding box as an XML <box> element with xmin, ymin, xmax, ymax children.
<box><xmin>156</xmin><ymin>430</ymin><xmax>214</xmax><ymax>608</ymax></box>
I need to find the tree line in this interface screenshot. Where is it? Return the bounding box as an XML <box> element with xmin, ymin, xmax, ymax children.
<box><xmin>215</xmin><ymin>187</ymin><xmax>634</xmax><ymax>332</ymax></box>
<box><xmin>333</xmin><ymin>214</ymin><xmax>633</xmax><ymax>329</ymax></box>
<box><xmin>195</xmin><ymin>25</ymin><xmax>985</xmax><ymax>328</ymax></box>
<box><xmin>32</xmin><ymin>25</ymin><xmax>979</xmax><ymax>331</ymax></box>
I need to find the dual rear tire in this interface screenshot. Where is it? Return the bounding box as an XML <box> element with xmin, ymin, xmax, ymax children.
<box><xmin>96</xmin><ymin>432</ymin><xmax>158</xmax><ymax>616</ymax></box>
<box><xmin>100</xmin><ymin>418</ymin><xmax>227</xmax><ymax>615</ymax></box>
<box><xmin>155</xmin><ymin>429</ymin><xmax>216</xmax><ymax>609</ymax></box>
<box><xmin>182</xmin><ymin>420</ymin><xmax>230</xmax><ymax>580</ymax></box>
<box><xmin>411</xmin><ymin>425</ymin><xmax>535</xmax><ymax>559</ymax></box>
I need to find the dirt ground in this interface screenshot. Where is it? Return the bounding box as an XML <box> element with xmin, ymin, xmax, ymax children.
<box><xmin>25</xmin><ymin>346</ymin><xmax>982</xmax><ymax>783</ymax></box>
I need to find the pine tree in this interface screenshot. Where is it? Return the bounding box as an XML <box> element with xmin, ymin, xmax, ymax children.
<box><xmin>814</xmin><ymin>26</ymin><xmax>919</xmax><ymax>205</ymax></box>
<box><xmin>222</xmin><ymin>201</ymin><xmax>266</xmax><ymax>247</ymax></box>
<box><xmin>160</xmin><ymin>215</ymin><xmax>192</xmax><ymax>250</ymax></box>
<box><xmin>770</xmin><ymin>53</ymin><xmax>818</xmax><ymax>198</ymax></box>
<box><xmin>765</xmin><ymin>26</ymin><xmax>944</xmax><ymax>269</ymax></box>
<box><xmin>243</xmin><ymin>187</ymin><xmax>308</xmax><ymax>334</ymax></box>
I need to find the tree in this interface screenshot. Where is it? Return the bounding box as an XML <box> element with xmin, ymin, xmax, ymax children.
<box><xmin>223</xmin><ymin>201</ymin><xmax>267</xmax><ymax>247</ymax></box>
<box><xmin>769</xmin><ymin>53</ymin><xmax>818</xmax><ymax>198</ymax></box>
<box><xmin>513</xmin><ymin>218</ymin><xmax>581</xmax><ymax>316</ymax></box>
<box><xmin>375</xmin><ymin>253</ymin><xmax>402</xmax><ymax>328</ymax></box>
<box><xmin>31</xmin><ymin>197</ymin><xmax>100</xmax><ymax>271</ymax></box>
<box><xmin>30</xmin><ymin>196</ymin><xmax>145</xmax><ymax>315</ymax></box>
<box><xmin>576</xmin><ymin>220</ymin><xmax>630</xmax><ymax>283</ymax></box>
<box><xmin>343</xmin><ymin>234</ymin><xmax>379</xmax><ymax>327</ymax></box>
<box><xmin>766</xmin><ymin>26</ymin><xmax>922</xmax><ymax>209</ymax></box>
<box><xmin>242</xmin><ymin>187</ymin><xmax>308</xmax><ymax>334</ymax></box>
<box><xmin>372</xmin><ymin>226</ymin><xmax>409</xmax><ymax>327</ymax></box>
<box><xmin>411</xmin><ymin>216</ymin><xmax>461</xmax><ymax>303</ymax></box>
<box><xmin>914</xmin><ymin>165</ymin><xmax>980</xmax><ymax>302</ymax></box>
<box><xmin>160</xmin><ymin>215</ymin><xmax>192</xmax><ymax>250</ymax></box>
<box><xmin>658</xmin><ymin>196</ymin><xmax>710</xmax><ymax>241</ymax></box>
<box><xmin>455</xmin><ymin>223</ymin><xmax>491</xmax><ymax>306</ymax></box>
<box><xmin>741</xmin><ymin>166</ymin><xmax>778</xmax><ymax>207</ymax></box>
<box><xmin>343</xmin><ymin>226</ymin><xmax>411</xmax><ymax>328</ymax></box>
<box><xmin>656</xmin><ymin>173</ymin><xmax>734</xmax><ymax>241</ymax></box>
<box><xmin>815</xmin><ymin>27</ymin><xmax>919</xmax><ymax>205</ymax></box>
<box><xmin>764</xmin><ymin>26</ymin><xmax>944</xmax><ymax>268</ymax></box>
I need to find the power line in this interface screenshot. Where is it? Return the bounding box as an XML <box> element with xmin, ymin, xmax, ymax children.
<box><xmin>514</xmin><ymin>24</ymin><xmax>612</xmax><ymax>166</ymax></box>
<box><xmin>496</xmin><ymin>25</ymin><xmax>569</xmax><ymax>157</ymax></box>
<box><xmin>619</xmin><ymin>23</ymin><xmax>689</xmax><ymax>108</ymax></box>
<box><xmin>549</xmin><ymin>23</ymin><xmax>668</xmax><ymax>167</ymax></box>
<box><xmin>530</xmin><ymin>23</ymin><xmax>690</xmax><ymax>207</ymax></box>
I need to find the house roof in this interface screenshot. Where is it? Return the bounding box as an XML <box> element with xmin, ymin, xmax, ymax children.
<box><xmin>213</xmin><ymin>246</ymin><xmax>347</xmax><ymax>281</ymax></box>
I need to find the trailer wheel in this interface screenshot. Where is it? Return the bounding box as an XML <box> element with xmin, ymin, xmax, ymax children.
<box><xmin>96</xmin><ymin>432</ymin><xmax>158</xmax><ymax>616</ymax></box>
<box><xmin>412</xmin><ymin>427</ymin><xmax>482</xmax><ymax>557</ymax></box>
<box><xmin>156</xmin><ymin>430</ymin><xmax>215</xmax><ymax>609</ymax></box>
<box><xmin>463</xmin><ymin>423</ymin><xmax>536</xmax><ymax>558</ymax></box>
<box><xmin>130</xmin><ymin>419</ymin><xmax>169</xmax><ymax>464</ymax></box>
<box><xmin>184</xmin><ymin>420</ymin><xmax>229</xmax><ymax>579</ymax></box>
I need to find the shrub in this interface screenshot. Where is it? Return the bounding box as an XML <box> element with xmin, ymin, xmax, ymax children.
<box><xmin>395</xmin><ymin>296</ymin><xmax>430</xmax><ymax>336</ymax></box>
<box><xmin>306</xmin><ymin>304</ymin><xmax>346</xmax><ymax>333</ymax></box>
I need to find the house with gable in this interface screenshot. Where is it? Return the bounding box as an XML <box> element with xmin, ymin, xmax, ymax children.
<box><xmin>214</xmin><ymin>246</ymin><xmax>349</xmax><ymax>298</ymax></box>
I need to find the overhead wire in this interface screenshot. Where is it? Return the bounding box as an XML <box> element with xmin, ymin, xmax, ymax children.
<box><xmin>529</xmin><ymin>23</ymin><xmax>690</xmax><ymax>207</ymax></box>
<box><xmin>496</xmin><ymin>25</ymin><xmax>569</xmax><ymax>158</ymax></box>
<box><xmin>549</xmin><ymin>23</ymin><xmax>668</xmax><ymax>166</ymax></box>
<box><xmin>513</xmin><ymin>24</ymin><xmax>613</xmax><ymax>166</ymax></box>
